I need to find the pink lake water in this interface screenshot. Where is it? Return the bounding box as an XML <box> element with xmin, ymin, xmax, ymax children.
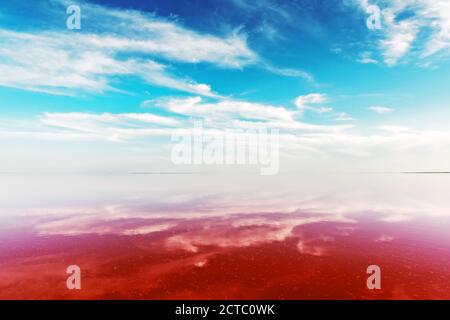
<box><xmin>0</xmin><ymin>173</ymin><xmax>449</xmax><ymax>299</ymax></box>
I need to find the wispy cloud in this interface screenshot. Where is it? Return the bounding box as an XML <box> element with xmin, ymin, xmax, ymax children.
<box><xmin>148</xmin><ymin>95</ymin><xmax>352</xmax><ymax>134</ymax></box>
<box><xmin>380</xmin><ymin>11</ymin><xmax>419</xmax><ymax>66</ymax></box>
<box><xmin>369</xmin><ymin>106</ymin><xmax>394</xmax><ymax>114</ymax></box>
<box><xmin>150</xmin><ymin>96</ymin><xmax>294</xmax><ymax>123</ymax></box>
<box><xmin>0</xmin><ymin>93</ymin><xmax>354</xmax><ymax>143</ymax></box>
<box><xmin>41</xmin><ymin>112</ymin><xmax>180</xmax><ymax>129</ymax></box>
<box><xmin>333</xmin><ymin>112</ymin><xmax>355</xmax><ymax>121</ymax></box>
<box><xmin>354</xmin><ymin>0</ymin><xmax>450</xmax><ymax>66</ymax></box>
<box><xmin>0</xmin><ymin>0</ymin><xmax>316</xmax><ymax>96</ymax></box>
<box><xmin>264</xmin><ymin>64</ymin><xmax>314</xmax><ymax>82</ymax></box>
<box><xmin>0</xmin><ymin>31</ymin><xmax>221</xmax><ymax>97</ymax></box>
<box><xmin>229</xmin><ymin>0</ymin><xmax>293</xmax><ymax>22</ymax></box>
<box><xmin>357</xmin><ymin>51</ymin><xmax>378</xmax><ymax>64</ymax></box>
<box><xmin>0</xmin><ymin>1</ymin><xmax>256</xmax><ymax>96</ymax></box>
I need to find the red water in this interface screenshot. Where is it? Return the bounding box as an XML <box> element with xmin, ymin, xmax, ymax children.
<box><xmin>1</xmin><ymin>211</ymin><xmax>450</xmax><ymax>299</ymax></box>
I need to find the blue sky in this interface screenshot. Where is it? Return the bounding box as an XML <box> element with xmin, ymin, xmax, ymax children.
<box><xmin>1</xmin><ymin>0</ymin><xmax>450</xmax><ymax>173</ymax></box>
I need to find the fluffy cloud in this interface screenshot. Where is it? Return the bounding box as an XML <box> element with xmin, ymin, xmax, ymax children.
<box><xmin>294</xmin><ymin>94</ymin><xmax>333</xmax><ymax>115</ymax></box>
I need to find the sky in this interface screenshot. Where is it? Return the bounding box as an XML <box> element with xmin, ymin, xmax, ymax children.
<box><xmin>0</xmin><ymin>0</ymin><xmax>450</xmax><ymax>173</ymax></box>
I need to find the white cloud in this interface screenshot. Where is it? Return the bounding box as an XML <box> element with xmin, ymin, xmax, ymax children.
<box><xmin>0</xmin><ymin>93</ymin><xmax>355</xmax><ymax>144</ymax></box>
<box><xmin>21</xmin><ymin>112</ymin><xmax>182</xmax><ymax>142</ymax></box>
<box><xmin>152</xmin><ymin>96</ymin><xmax>295</xmax><ymax>123</ymax></box>
<box><xmin>5</xmin><ymin>115</ymin><xmax>450</xmax><ymax>175</ymax></box>
<box><xmin>295</xmin><ymin>93</ymin><xmax>327</xmax><ymax>106</ymax></box>
<box><xmin>333</xmin><ymin>112</ymin><xmax>355</xmax><ymax>121</ymax></box>
<box><xmin>369</xmin><ymin>106</ymin><xmax>394</xmax><ymax>114</ymax></box>
<box><xmin>380</xmin><ymin>12</ymin><xmax>419</xmax><ymax>66</ymax></box>
<box><xmin>229</xmin><ymin>0</ymin><xmax>293</xmax><ymax>22</ymax></box>
<box><xmin>75</xmin><ymin>25</ymin><xmax>256</xmax><ymax>69</ymax></box>
<box><xmin>60</xmin><ymin>0</ymin><xmax>257</xmax><ymax>68</ymax></box>
<box><xmin>357</xmin><ymin>51</ymin><xmax>378</xmax><ymax>64</ymax></box>
<box><xmin>295</xmin><ymin>94</ymin><xmax>333</xmax><ymax>115</ymax></box>
<box><xmin>0</xmin><ymin>29</ymin><xmax>223</xmax><ymax>97</ymax></box>
<box><xmin>0</xmin><ymin>0</ymin><xmax>258</xmax><ymax>96</ymax></box>
<box><xmin>41</xmin><ymin>112</ymin><xmax>181</xmax><ymax>128</ymax></box>
<box><xmin>418</xmin><ymin>0</ymin><xmax>450</xmax><ymax>58</ymax></box>
<box><xmin>263</xmin><ymin>64</ymin><xmax>313</xmax><ymax>82</ymax></box>
<box><xmin>355</xmin><ymin>0</ymin><xmax>450</xmax><ymax>65</ymax></box>
<box><xmin>0</xmin><ymin>0</ymin><xmax>314</xmax><ymax>96</ymax></box>
<box><xmin>147</xmin><ymin>96</ymin><xmax>351</xmax><ymax>135</ymax></box>
<box><xmin>378</xmin><ymin>125</ymin><xmax>409</xmax><ymax>133</ymax></box>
